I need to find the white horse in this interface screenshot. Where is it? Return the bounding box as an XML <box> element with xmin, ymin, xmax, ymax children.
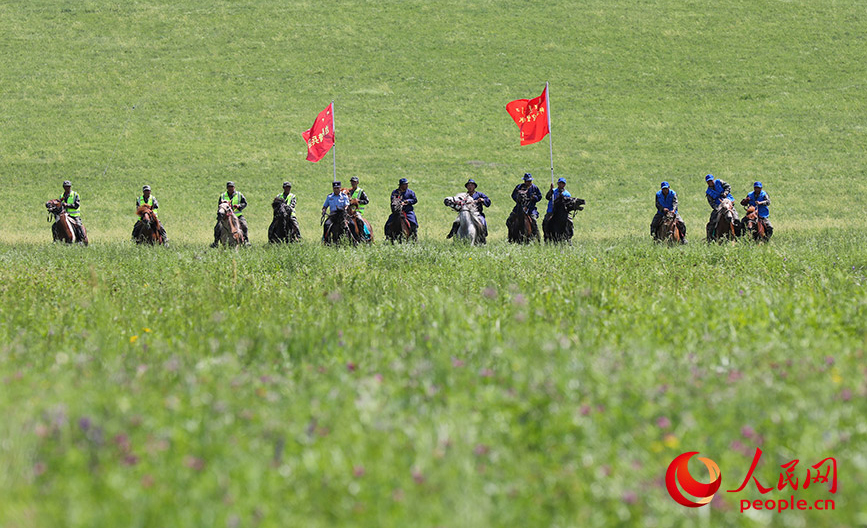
<box><xmin>444</xmin><ymin>192</ymin><xmax>486</xmax><ymax>245</ymax></box>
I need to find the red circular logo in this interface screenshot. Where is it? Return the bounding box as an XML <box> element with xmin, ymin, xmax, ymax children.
<box><xmin>666</xmin><ymin>452</ymin><xmax>722</xmax><ymax>507</ymax></box>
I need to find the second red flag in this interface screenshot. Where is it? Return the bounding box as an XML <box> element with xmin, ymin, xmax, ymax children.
<box><xmin>506</xmin><ymin>86</ymin><xmax>549</xmax><ymax>146</ymax></box>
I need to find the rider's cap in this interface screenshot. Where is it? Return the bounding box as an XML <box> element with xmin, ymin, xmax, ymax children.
<box><xmin>523</xmin><ymin>173</ymin><xmax>533</xmax><ymax>181</ymax></box>
<box><xmin>660</xmin><ymin>181</ymin><xmax>669</xmax><ymax>189</ymax></box>
<box><xmin>332</xmin><ymin>181</ymin><xmax>341</xmax><ymax>187</ymax></box>
<box><xmin>557</xmin><ymin>177</ymin><xmax>567</xmax><ymax>184</ymax></box>
<box><xmin>142</xmin><ymin>185</ymin><xmax>151</xmax><ymax>191</ymax></box>
<box><xmin>398</xmin><ymin>178</ymin><xmax>408</xmax><ymax>184</ymax></box>
<box><xmin>465</xmin><ymin>179</ymin><xmax>477</xmax><ymax>188</ymax></box>
<box><xmin>226</xmin><ymin>181</ymin><xmax>235</xmax><ymax>187</ymax></box>
<box><xmin>753</xmin><ymin>181</ymin><xmax>763</xmax><ymax>188</ymax></box>
<box><xmin>350</xmin><ymin>176</ymin><xmax>359</xmax><ymax>182</ymax></box>
<box><xmin>282</xmin><ymin>181</ymin><xmax>291</xmax><ymax>187</ymax></box>
<box><xmin>62</xmin><ymin>180</ymin><xmax>72</xmax><ymax>187</ymax></box>
<box><xmin>705</xmin><ymin>174</ymin><xmax>714</xmax><ymax>182</ymax></box>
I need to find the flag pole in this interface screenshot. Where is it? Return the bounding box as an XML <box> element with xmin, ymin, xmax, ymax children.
<box><xmin>546</xmin><ymin>82</ymin><xmax>554</xmax><ymax>185</ymax></box>
<box><xmin>331</xmin><ymin>100</ymin><xmax>337</xmax><ymax>182</ymax></box>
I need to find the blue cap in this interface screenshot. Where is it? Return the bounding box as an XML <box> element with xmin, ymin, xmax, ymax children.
<box><xmin>226</xmin><ymin>181</ymin><xmax>235</xmax><ymax>187</ymax></box>
<box><xmin>465</xmin><ymin>179</ymin><xmax>477</xmax><ymax>188</ymax></box>
<box><xmin>557</xmin><ymin>177</ymin><xmax>566</xmax><ymax>184</ymax></box>
<box><xmin>753</xmin><ymin>181</ymin><xmax>762</xmax><ymax>188</ymax></box>
<box><xmin>398</xmin><ymin>178</ymin><xmax>408</xmax><ymax>185</ymax></box>
<box><xmin>332</xmin><ymin>181</ymin><xmax>341</xmax><ymax>187</ymax></box>
<box><xmin>62</xmin><ymin>180</ymin><xmax>72</xmax><ymax>187</ymax></box>
<box><xmin>660</xmin><ymin>181</ymin><xmax>670</xmax><ymax>189</ymax></box>
<box><xmin>705</xmin><ymin>174</ymin><xmax>714</xmax><ymax>182</ymax></box>
<box><xmin>523</xmin><ymin>173</ymin><xmax>533</xmax><ymax>181</ymax></box>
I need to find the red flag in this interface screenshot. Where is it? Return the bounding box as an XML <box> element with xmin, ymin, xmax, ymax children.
<box><xmin>506</xmin><ymin>86</ymin><xmax>549</xmax><ymax>146</ymax></box>
<box><xmin>302</xmin><ymin>103</ymin><xmax>335</xmax><ymax>162</ymax></box>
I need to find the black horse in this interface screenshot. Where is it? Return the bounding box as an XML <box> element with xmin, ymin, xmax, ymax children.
<box><xmin>322</xmin><ymin>208</ymin><xmax>359</xmax><ymax>246</ymax></box>
<box><xmin>506</xmin><ymin>194</ymin><xmax>539</xmax><ymax>244</ymax></box>
<box><xmin>269</xmin><ymin>197</ymin><xmax>301</xmax><ymax>243</ymax></box>
<box><xmin>543</xmin><ymin>195</ymin><xmax>585</xmax><ymax>243</ymax></box>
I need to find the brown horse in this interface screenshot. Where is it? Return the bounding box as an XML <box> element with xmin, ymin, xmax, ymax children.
<box><xmin>385</xmin><ymin>193</ymin><xmax>413</xmax><ymax>243</ymax></box>
<box><xmin>655</xmin><ymin>210</ymin><xmax>683</xmax><ymax>244</ymax></box>
<box><xmin>713</xmin><ymin>199</ymin><xmax>738</xmax><ymax>242</ymax></box>
<box><xmin>45</xmin><ymin>199</ymin><xmax>87</xmax><ymax>245</ymax></box>
<box><xmin>217</xmin><ymin>201</ymin><xmax>242</xmax><ymax>247</ymax></box>
<box><xmin>741</xmin><ymin>204</ymin><xmax>769</xmax><ymax>242</ymax></box>
<box><xmin>346</xmin><ymin>203</ymin><xmax>374</xmax><ymax>244</ymax></box>
<box><xmin>134</xmin><ymin>205</ymin><xmax>165</xmax><ymax>245</ymax></box>
<box><xmin>507</xmin><ymin>199</ymin><xmax>539</xmax><ymax>244</ymax></box>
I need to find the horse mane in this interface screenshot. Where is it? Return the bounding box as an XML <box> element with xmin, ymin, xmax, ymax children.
<box><xmin>136</xmin><ymin>205</ymin><xmax>153</xmax><ymax>218</ymax></box>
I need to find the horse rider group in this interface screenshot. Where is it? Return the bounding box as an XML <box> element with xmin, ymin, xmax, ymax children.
<box><xmin>650</xmin><ymin>175</ymin><xmax>772</xmax><ymax>243</ymax></box>
<box><xmin>49</xmin><ymin>172</ymin><xmax>772</xmax><ymax>245</ymax></box>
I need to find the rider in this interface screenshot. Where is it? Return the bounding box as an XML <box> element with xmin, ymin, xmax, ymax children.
<box><xmin>277</xmin><ymin>181</ymin><xmax>302</xmax><ymax>239</ymax></box>
<box><xmin>211</xmin><ymin>181</ymin><xmax>248</xmax><ymax>247</ymax></box>
<box><xmin>385</xmin><ymin>178</ymin><xmax>419</xmax><ymax>238</ymax></box>
<box><xmin>650</xmin><ymin>181</ymin><xmax>686</xmax><ymax>243</ymax></box>
<box><xmin>705</xmin><ymin>173</ymin><xmax>738</xmax><ymax>241</ymax></box>
<box><xmin>347</xmin><ymin>176</ymin><xmax>369</xmax><ymax>216</ymax></box>
<box><xmin>542</xmin><ymin>176</ymin><xmax>571</xmax><ymax>234</ymax></box>
<box><xmin>741</xmin><ymin>181</ymin><xmax>773</xmax><ymax>238</ymax></box>
<box><xmin>509</xmin><ymin>173</ymin><xmax>543</xmax><ymax>237</ymax></box>
<box><xmin>447</xmin><ymin>179</ymin><xmax>490</xmax><ymax>240</ymax></box>
<box><xmin>133</xmin><ymin>185</ymin><xmax>169</xmax><ymax>244</ymax></box>
<box><xmin>322</xmin><ymin>181</ymin><xmax>351</xmax><ymax>241</ymax></box>
<box><xmin>58</xmin><ymin>180</ymin><xmax>87</xmax><ymax>243</ymax></box>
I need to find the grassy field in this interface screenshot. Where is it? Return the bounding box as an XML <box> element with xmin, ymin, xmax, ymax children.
<box><xmin>1</xmin><ymin>0</ymin><xmax>866</xmax><ymax>526</ymax></box>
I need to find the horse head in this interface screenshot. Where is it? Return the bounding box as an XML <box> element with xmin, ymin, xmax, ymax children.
<box><xmin>218</xmin><ymin>201</ymin><xmax>234</xmax><ymax>219</ymax></box>
<box><xmin>562</xmin><ymin>196</ymin><xmax>586</xmax><ymax>212</ymax></box>
<box><xmin>45</xmin><ymin>199</ymin><xmax>64</xmax><ymax>218</ymax></box>
<box><xmin>137</xmin><ymin>205</ymin><xmax>155</xmax><ymax>223</ymax></box>
<box><xmin>391</xmin><ymin>194</ymin><xmax>404</xmax><ymax>213</ymax></box>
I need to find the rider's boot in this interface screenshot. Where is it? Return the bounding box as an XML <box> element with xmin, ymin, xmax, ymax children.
<box><xmin>446</xmin><ymin>222</ymin><xmax>458</xmax><ymax>239</ymax></box>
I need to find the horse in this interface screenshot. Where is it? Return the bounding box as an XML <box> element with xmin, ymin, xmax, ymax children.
<box><xmin>133</xmin><ymin>205</ymin><xmax>165</xmax><ymax>245</ymax></box>
<box><xmin>712</xmin><ymin>199</ymin><xmax>739</xmax><ymax>242</ymax></box>
<box><xmin>506</xmin><ymin>193</ymin><xmax>539</xmax><ymax>244</ymax></box>
<box><xmin>322</xmin><ymin>208</ymin><xmax>355</xmax><ymax>245</ymax></box>
<box><xmin>741</xmin><ymin>204</ymin><xmax>770</xmax><ymax>242</ymax></box>
<box><xmin>45</xmin><ymin>199</ymin><xmax>87</xmax><ymax>245</ymax></box>
<box><xmin>216</xmin><ymin>201</ymin><xmax>243</xmax><ymax>247</ymax></box>
<box><xmin>655</xmin><ymin>209</ymin><xmax>683</xmax><ymax>244</ymax></box>
<box><xmin>346</xmin><ymin>203</ymin><xmax>374</xmax><ymax>245</ymax></box>
<box><xmin>543</xmin><ymin>195</ymin><xmax>586</xmax><ymax>244</ymax></box>
<box><xmin>384</xmin><ymin>193</ymin><xmax>414</xmax><ymax>243</ymax></box>
<box><xmin>444</xmin><ymin>192</ymin><xmax>486</xmax><ymax>245</ymax></box>
<box><xmin>268</xmin><ymin>197</ymin><xmax>300</xmax><ymax>243</ymax></box>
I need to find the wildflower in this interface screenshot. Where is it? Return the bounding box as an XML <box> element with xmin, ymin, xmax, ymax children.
<box><xmin>656</xmin><ymin>416</ymin><xmax>671</xmax><ymax>429</ymax></box>
<box><xmin>129</xmin><ymin>335</ymin><xmax>139</xmax><ymax>344</ymax></box>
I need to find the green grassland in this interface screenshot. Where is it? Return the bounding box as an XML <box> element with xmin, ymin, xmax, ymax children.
<box><xmin>1</xmin><ymin>0</ymin><xmax>866</xmax><ymax>526</ymax></box>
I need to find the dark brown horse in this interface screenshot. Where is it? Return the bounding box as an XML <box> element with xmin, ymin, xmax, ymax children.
<box><xmin>655</xmin><ymin>209</ymin><xmax>683</xmax><ymax>244</ymax></box>
<box><xmin>45</xmin><ymin>199</ymin><xmax>87</xmax><ymax>245</ymax></box>
<box><xmin>134</xmin><ymin>205</ymin><xmax>165</xmax><ymax>245</ymax></box>
<box><xmin>507</xmin><ymin>193</ymin><xmax>539</xmax><ymax>244</ymax></box>
<box><xmin>346</xmin><ymin>203</ymin><xmax>373</xmax><ymax>244</ymax></box>
<box><xmin>322</xmin><ymin>208</ymin><xmax>355</xmax><ymax>245</ymax></box>
<box><xmin>385</xmin><ymin>193</ymin><xmax>413</xmax><ymax>243</ymax></box>
<box><xmin>713</xmin><ymin>199</ymin><xmax>738</xmax><ymax>242</ymax></box>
